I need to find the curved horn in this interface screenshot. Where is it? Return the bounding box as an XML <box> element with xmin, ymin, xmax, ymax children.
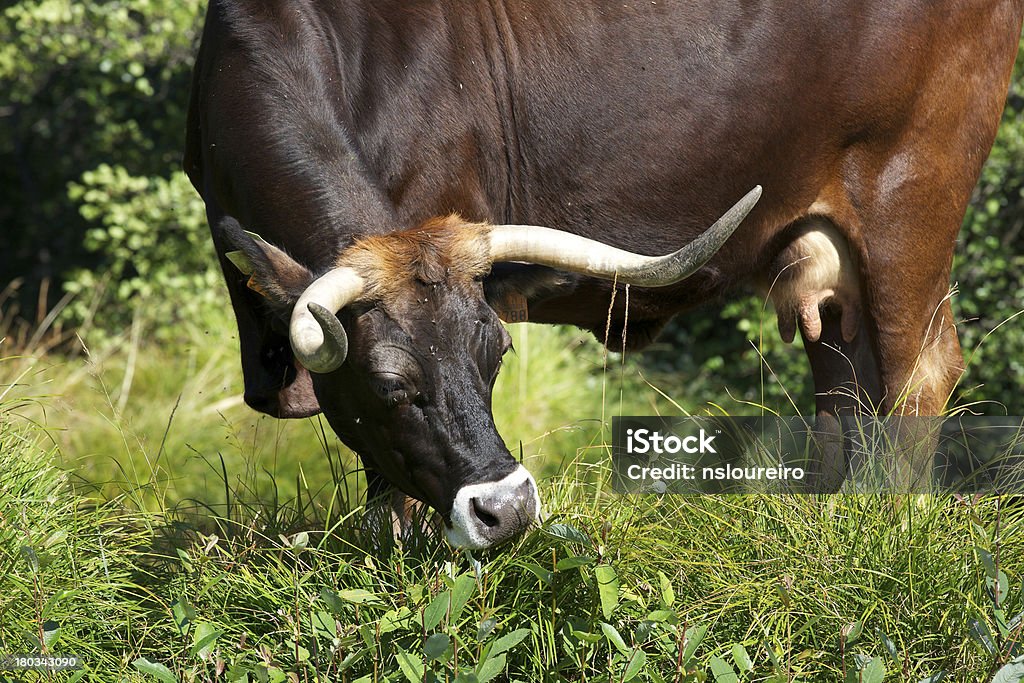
<box><xmin>290</xmin><ymin>268</ymin><xmax>365</xmax><ymax>373</ymax></box>
<box><xmin>487</xmin><ymin>185</ymin><xmax>761</xmax><ymax>286</ymax></box>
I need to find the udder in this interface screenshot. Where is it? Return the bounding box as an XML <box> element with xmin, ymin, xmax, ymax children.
<box><xmin>763</xmin><ymin>219</ymin><xmax>862</xmax><ymax>345</ymax></box>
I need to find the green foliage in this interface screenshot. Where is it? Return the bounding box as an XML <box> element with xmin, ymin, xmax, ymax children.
<box><xmin>0</xmin><ymin>0</ymin><xmax>205</xmax><ymax>321</ymax></box>
<box><xmin>63</xmin><ymin>163</ymin><xmax>220</xmax><ymax>339</ymax></box>
<box><xmin>644</xmin><ymin>297</ymin><xmax>813</xmax><ymax>415</ymax></box>
<box><xmin>0</xmin><ymin>377</ymin><xmax>156</xmax><ymax>677</ymax></box>
<box><xmin>7</xmin><ymin>309</ymin><xmax>1024</xmax><ymax>681</ymax></box>
<box><xmin>7</xmin><ymin>415</ymin><xmax>1024</xmax><ymax>680</ymax></box>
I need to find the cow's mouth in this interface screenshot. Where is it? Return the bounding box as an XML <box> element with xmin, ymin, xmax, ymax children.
<box><xmin>444</xmin><ymin>465</ymin><xmax>541</xmax><ymax>549</ymax></box>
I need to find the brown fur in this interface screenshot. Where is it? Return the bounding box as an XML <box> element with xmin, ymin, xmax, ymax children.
<box><xmin>188</xmin><ymin>0</ymin><xmax>1024</xmax><ymax>423</ymax></box>
<box><xmin>339</xmin><ymin>215</ymin><xmax>492</xmax><ymax>300</ymax></box>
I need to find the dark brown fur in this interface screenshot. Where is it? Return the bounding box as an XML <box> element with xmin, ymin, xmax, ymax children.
<box><xmin>187</xmin><ymin>0</ymin><xmax>1024</xmax><ymax>507</ymax></box>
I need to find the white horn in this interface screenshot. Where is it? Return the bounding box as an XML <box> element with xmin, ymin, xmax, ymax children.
<box><xmin>487</xmin><ymin>186</ymin><xmax>761</xmax><ymax>286</ymax></box>
<box><xmin>290</xmin><ymin>268</ymin><xmax>365</xmax><ymax>373</ymax></box>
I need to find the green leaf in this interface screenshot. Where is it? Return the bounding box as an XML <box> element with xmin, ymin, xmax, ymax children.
<box><xmin>358</xmin><ymin>624</ymin><xmax>376</xmax><ymax>649</ymax></box>
<box><xmin>522</xmin><ymin>562</ymin><xmax>553</xmax><ymax>586</ymax></box>
<box><xmin>978</xmin><ymin>547</ymin><xmax>999</xmax><ymax>578</ymax></box>
<box><xmin>171</xmin><ymin>598</ymin><xmax>195</xmax><ymax>633</ymax></box>
<box><xmin>572</xmin><ymin>630</ymin><xmax>602</xmax><ymax>644</ymax></box>
<box><xmin>846</xmin><ymin>656</ymin><xmax>885</xmax><ymax>683</ymax></box>
<box><xmin>556</xmin><ymin>554</ymin><xmax>595</xmax><ymax>570</ymax></box>
<box><xmin>918</xmin><ymin>671</ymin><xmax>947</xmax><ymax>683</ymax></box>
<box><xmin>996</xmin><ymin>607</ymin><xmax>1010</xmax><ymax>639</ymax></box>
<box><xmin>970</xmin><ymin>619</ymin><xmax>996</xmax><ymax>655</ymax></box>
<box><xmin>337</xmin><ymin>588</ymin><xmax>382</xmax><ymax>605</ymax></box>
<box><xmin>876</xmin><ymin>629</ymin><xmax>898</xmax><ymax>660</ymax></box>
<box><xmin>281</xmin><ymin>531</ymin><xmax>308</xmax><ymax>550</ymax></box>
<box><xmin>709</xmin><ymin>655</ymin><xmax>738</xmax><ymax>683</ymax></box>
<box><xmin>423</xmin><ymin>590</ymin><xmax>451</xmax><ymax>631</ymax></box>
<box><xmin>310</xmin><ymin>611</ymin><xmax>336</xmax><ymax>638</ymax></box>
<box><xmin>646</xmin><ymin>610</ymin><xmax>676</xmax><ymax>623</ymax></box>
<box><xmin>321</xmin><ymin>588</ymin><xmax>345</xmax><ymax>613</ymax></box>
<box><xmin>477</xmin><ymin>653</ymin><xmax>507</xmax><ymax>683</ymax></box>
<box><xmin>489</xmin><ymin>628</ymin><xmax>531</xmax><ymax>657</ymax></box>
<box><xmin>380</xmin><ymin>607</ymin><xmax>414</xmax><ymax>633</ymax></box>
<box><xmin>622</xmin><ymin>648</ymin><xmax>647</xmax><ymax>681</ymax></box>
<box><xmin>133</xmin><ymin>657</ymin><xmax>177</xmax><ymax>683</ymax></box>
<box><xmin>658</xmin><ymin>571</ymin><xmax>675</xmax><ymax>607</ymax></box>
<box><xmin>191</xmin><ymin>622</ymin><xmax>222</xmax><ymax>660</ymax></box>
<box><xmin>20</xmin><ymin>546</ymin><xmax>40</xmax><ymax>573</ymax></box>
<box><xmin>41</xmin><ymin>620</ymin><xmax>60</xmax><ymax>649</ymax></box>
<box><xmin>595</xmin><ymin>564</ymin><xmax>620</xmax><ymax>620</ymax></box>
<box><xmin>989</xmin><ymin>570</ymin><xmax>1011</xmax><ymax>607</ymax></box>
<box><xmin>42</xmin><ymin>590</ymin><xmax>79</xmax><ymax>620</ymax></box>
<box><xmin>424</xmin><ymin>633</ymin><xmax>451</xmax><ymax>661</ymax></box>
<box><xmin>992</xmin><ymin>657</ymin><xmax>1024</xmax><ymax>683</ymax></box>
<box><xmin>765</xmin><ymin>643</ymin><xmax>782</xmax><ymax>669</ymax></box>
<box><xmin>842</xmin><ymin>621</ymin><xmax>863</xmax><ymax>645</ymax></box>
<box><xmin>543</xmin><ymin>523</ymin><xmax>590</xmax><ymax>545</ymax></box>
<box><xmin>395</xmin><ymin>648</ymin><xmax>425</xmax><ymax>683</ymax></box>
<box><xmin>682</xmin><ymin>624</ymin><xmax>709</xmax><ymax>665</ymax></box>
<box><xmin>731</xmin><ymin>643</ymin><xmax>753</xmax><ymax>672</ymax></box>
<box><xmin>477</xmin><ymin>617</ymin><xmax>498</xmax><ymax>641</ymax></box>
<box><xmin>449</xmin><ymin>574</ymin><xmax>477</xmax><ymax>623</ymax></box>
<box><xmin>600</xmin><ymin>622</ymin><xmax>629</xmax><ymax>654</ymax></box>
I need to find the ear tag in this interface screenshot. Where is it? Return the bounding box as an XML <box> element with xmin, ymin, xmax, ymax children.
<box><xmin>246</xmin><ymin>274</ymin><xmax>270</xmax><ymax>297</ymax></box>
<box><xmin>243</xmin><ymin>229</ymin><xmax>270</xmax><ymax>247</ymax></box>
<box><xmin>225</xmin><ymin>250</ymin><xmax>255</xmax><ymax>275</ymax></box>
<box><xmin>496</xmin><ymin>291</ymin><xmax>529</xmax><ymax>323</ymax></box>
<box><xmin>226</xmin><ymin>231</ymin><xmax>274</xmax><ymax>298</ymax></box>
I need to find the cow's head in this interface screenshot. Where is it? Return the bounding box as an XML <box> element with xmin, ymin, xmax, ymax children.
<box><xmin>222</xmin><ymin>187</ymin><xmax>760</xmax><ymax>548</ymax></box>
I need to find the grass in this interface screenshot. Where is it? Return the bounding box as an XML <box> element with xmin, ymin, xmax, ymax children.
<box><xmin>1</xmin><ymin>300</ymin><xmax>683</xmax><ymax>509</ymax></box>
<box><xmin>3</xmin><ymin>300</ymin><xmax>1024</xmax><ymax>682</ymax></box>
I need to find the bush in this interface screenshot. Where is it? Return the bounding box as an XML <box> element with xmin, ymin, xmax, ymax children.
<box><xmin>0</xmin><ymin>0</ymin><xmax>205</xmax><ymax>325</ymax></box>
<box><xmin>63</xmin><ymin>163</ymin><xmax>221</xmax><ymax>341</ymax></box>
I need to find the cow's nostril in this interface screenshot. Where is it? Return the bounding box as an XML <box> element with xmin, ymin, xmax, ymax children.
<box><xmin>470</xmin><ymin>497</ymin><xmax>500</xmax><ymax>528</ymax></box>
<box><xmin>446</xmin><ymin>465</ymin><xmax>541</xmax><ymax>549</ymax></box>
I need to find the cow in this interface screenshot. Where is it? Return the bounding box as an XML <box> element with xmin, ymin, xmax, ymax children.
<box><xmin>184</xmin><ymin>0</ymin><xmax>1024</xmax><ymax>547</ymax></box>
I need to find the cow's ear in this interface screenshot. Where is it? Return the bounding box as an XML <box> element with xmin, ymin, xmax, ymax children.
<box><xmin>484</xmin><ymin>263</ymin><xmax>579</xmax><ymax>312</ymax></box>
<box><xmin>219</xmin><ymin>217</ymin><xmax>313</xmax><ymax>309</ymax></box>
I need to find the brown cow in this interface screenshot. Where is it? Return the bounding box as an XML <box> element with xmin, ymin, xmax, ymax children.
<box><xmin>185</xmin><ymin>0</ymin><xmax>1024</xmax><ymax>546</ymax></box>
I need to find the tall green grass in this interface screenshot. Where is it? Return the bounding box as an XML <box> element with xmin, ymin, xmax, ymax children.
<box><xmin>4</xmin><ymin>304</ymin><xmax>1024</xmax><ymax>682</ymax></box>
<box><xmin>3</xmin><ymin>419</ymin><xmax>1023</xmax><ymax>681</ymax></box>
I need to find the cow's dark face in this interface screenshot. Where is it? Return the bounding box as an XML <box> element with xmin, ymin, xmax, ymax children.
<box><xmin>225</xmin><ymin>216</ymin><xmax>540</xmax><ymax>549</ymax></box>
<box><xmin>316</xmin><ymin>276</ymin><xmax>539</xmax><ymax>548</ymax></box>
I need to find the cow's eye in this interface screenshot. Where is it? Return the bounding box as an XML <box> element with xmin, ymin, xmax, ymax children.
<box><xmin>371</xmin><ymin>373</ymin><xmax>412</xmax><ymax>407</ymax></box>
<box><xmin>489</xmin><ymin>358</ymin><xmax>503</xmax><ymax>387</ymax></box>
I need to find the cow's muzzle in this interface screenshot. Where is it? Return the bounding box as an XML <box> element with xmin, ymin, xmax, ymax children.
<box><xmin>445</xmin><ymin>465</ymin><xmax>540</xmax><ymax>549</ymax></box>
